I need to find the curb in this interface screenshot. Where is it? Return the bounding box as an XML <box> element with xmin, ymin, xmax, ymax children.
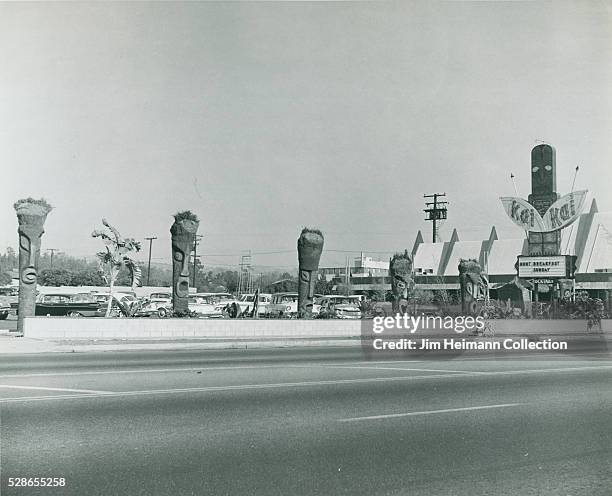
<box><xmin>0</xmin><ymin>337</ymin><xmax>363</xmax><ymax>354</ymax></box>
<box><xmin>2</xmin><ymin>332</ymin><xmax>610</xmax><ymax>355</ymax></box>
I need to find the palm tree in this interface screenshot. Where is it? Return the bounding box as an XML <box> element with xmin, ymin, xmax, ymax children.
<box><xmin>92</xmin><ymin>219</ymin><xmax>141</xmax><ymax>317</ymax></box>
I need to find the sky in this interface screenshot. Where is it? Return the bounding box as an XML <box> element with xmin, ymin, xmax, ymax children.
<box><xmin>1</xmin><ymin>1</ymin><xmax>611</xmax><ymax>270</ymax></box>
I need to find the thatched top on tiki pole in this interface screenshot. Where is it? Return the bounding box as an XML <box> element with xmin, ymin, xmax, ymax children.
<box><xmin>389</xmin><ymin>250</ymin><xmax>412</xmax><ymax>274</ymax></box>
<box><xmin>14</xmin><ymin>198</ymin><xmax>53</xmax><ymax>229</ymax></box>
<box><xmin>458</xmin><ymin>258</ymin><xmax>481</xmax><ymax>275</ymax></box>
<box><xmin>14</xmin><ymin>198</ymin><xmax>53</xmax><ymax>217</ymax></box>
<box><xmin>297</xmin><ymin>228</ymin><xmax>324</xmax><ymax>271</ymax></box>
<box><xmin>171</xmin><ymin>210</ymin><xmax>200</xmax><ymax>236</ymax></box>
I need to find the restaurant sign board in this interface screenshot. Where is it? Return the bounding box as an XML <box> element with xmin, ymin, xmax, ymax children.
<box><xmin>516</xmin><ymin>255</ymin><xmax>577</xmax><ymax>279</ymax></box>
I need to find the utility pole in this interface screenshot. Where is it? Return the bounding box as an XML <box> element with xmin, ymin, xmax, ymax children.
<box><xmin>192</xmin><ymin>235</ymin><xmax>203</xmax><ymax>287</ymax></box>
<box><xmin>238</xmin><ymin>251</ymin><xmax>252</xmax><ymax>295</ymax></box>
<box><xmin>46</xmin><ymin>248</ymin><xmax>60</xmax><ymax>268</ymax></box>
<box><xmin>424</xmin><ymin>193</ymin><xmax>448</xmax><ymax>242</ymax></box>
<box><xmin>144</xmin><ymin>237</ymin><xmax>157</xmax><ymax>286</ymax></box>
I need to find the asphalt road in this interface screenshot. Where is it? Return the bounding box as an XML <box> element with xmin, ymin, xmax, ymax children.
<box><xmin>0</xmin><ymin>347</ymin><xmax>611</xmax><ymax>495</ymax></box>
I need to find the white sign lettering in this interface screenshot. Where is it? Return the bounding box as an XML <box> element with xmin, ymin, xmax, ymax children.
<box><xmin>517</xmin><ymin>256</ymin><xmax>568</xmax><ymax>278</ymax></box>
<box><xmin>500</xmin><ymin>190</ymin><xmax>587</xmax><ymax>233</ymax></box>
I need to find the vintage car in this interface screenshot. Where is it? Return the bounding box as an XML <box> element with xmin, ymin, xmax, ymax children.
<box><xmin>194</xmin><ymin>293</ymin><xmax>240</xmax><ymax>314</ymax></box>
<box><xmin>237</xmin><ymin>293</ymin><xmax>272</xmax><ymax>316</ymax></box>
<box><xmin>264</xmin><ymin>292</ymin><xmax>323</xmax><ymax>318</ymax></box>
<box><xmin>195</xmin><ymin>292</ymin><xmax>238</xmax><ymax>306</ymax></box>
<box><xmin>35</xmin><ymin>293</ymin><xmax>104</xmax><ymax>317</ymax></box>
<box><xmin>137</xmin><ymin>292</ymin><xmax>173</xmax><ymax>318</ymax></box>
<box><xmin>316</xmin><ymin>295</ymin><xmax>362</xmax><ymax>319</ymax></box>
<box><xmin>0</xmin><ymin>287</ymin><xmax>18</xmax><ymax>319</ymax></box>
<box><xmin>93</xmin><ymin>292</ymin><xmax>141</xmax><ymax>317</ymax></box>
<box><xmin>0</xmin><ymin>299</ymin><xmax>10</xmax><ymax>320</ymax></box>
<box><xmin>265</xmin><ymin>292</ymin><xmax>299</xmax><ymax>318</ymax></box>
<box><xmin>188</xmin><ymin>295</ymin><xmax>224</xmax><ymax>318</ymax></box>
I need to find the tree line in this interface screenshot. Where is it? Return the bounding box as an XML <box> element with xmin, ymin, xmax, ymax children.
<box><xmin>0</xmin><ymin>247</ymin><xmax>308</xmax><ymax>294</ymax></box>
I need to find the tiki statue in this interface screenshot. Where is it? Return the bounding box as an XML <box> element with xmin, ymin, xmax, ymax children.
<box><xmin>170</xmin><ymin>211</ymin><xmax>199</xmax><ymax>314</ymax></box>
<box><xmin>297</xmin><ymin>228</ymin><xmax>324</xmax><ymax>318</ymax></box>
<box><xmin>389</xmin><ymin>250</ymin><xmax>413</xmax><ymax>315</ymax></box>
<box><xmin>458</xmin><ymin>258</ymin><xmax>485</xmax><ymax>315</ymax></box>
<box><xmin>14</xmin><ymin>198</ymin><xmax>52</xmax><ymax>334</ymax></box>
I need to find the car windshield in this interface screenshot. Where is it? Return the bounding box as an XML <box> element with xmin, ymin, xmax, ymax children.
<box><xmin>71</xmin><ymin>294</ymin><xmax>97</xmax><ymax>303</ymax></box>
<box><xmin>150</xmin><ymin>293</ymin><xmax>171</xmax><ymax>299</ymax></box>
<box><xmin>330</xmin><ymin>297</ymin><xmax>358</xmax><ymax>305</ymax></box>
<box><xmin>40</xmin><ymin>295</ymin><xmax>69</xmax><ymax>304</ymax></box>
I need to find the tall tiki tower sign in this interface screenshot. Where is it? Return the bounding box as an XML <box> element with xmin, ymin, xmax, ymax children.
<box><xmin>528</xmin><ymin>144</ymin><xmax>560</xmax><ymax>255</ymax></box>
<box><xmin>500</xmin><ymin>144</ymin><xmax>588</xmax><ymax>256</ymax></box>
<box><xmin>500</xmin><ymin>145</ymin><xmax>588</xmax><ymax>307</ymax></box>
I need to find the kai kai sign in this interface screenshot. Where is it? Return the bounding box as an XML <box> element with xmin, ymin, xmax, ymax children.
<box><xmin>500</xmin><ymin>190</ymin><xmax>587</xmax><ymax>233</ymax></box>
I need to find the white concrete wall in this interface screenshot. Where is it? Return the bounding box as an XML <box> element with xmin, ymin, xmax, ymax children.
<box><xmin>23</xmin><ymin>318</ymin><xmax>363</xmax><ymax>339</ymax></box>
<box><xmin>491</xmin><ymin>319</ymin><xmax>611</xmax><ymax>333</ymax></box>
<box><xmin>22</xmin><ymin>317</ymin><xmax>610</xmax><ymax>340</ymax></box>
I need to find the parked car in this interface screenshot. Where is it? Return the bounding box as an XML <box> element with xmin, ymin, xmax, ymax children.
<box><xmin>316</xmin><ymin>295</ymin><xmax>362</xmax><ymax>319</ymax></box>
<box><xmin>93</xmin><ymin>292</ymin><xmax>140</xmax><ymax>317</ymax></box>
<box><xmin>265</xmin><ymin>293</ymin><xmax>299</xmax><ymax>318</ymax></box>
<box><xmin>0</xmin><ymin>298</ymin><xmax>10</xmax><ymax>320</ymax></box>
<box><xmin>0</xmin><ymin>287</ymin><xmax>18</xmax><ymax>318</ymax></box>
<box><xmin>35</xmin><ymin>293</ymin><xmax>104</xmax><ymax>317</ymax></box>
<box><xmin>194</xmin><ymin>293</ymin><xmax>240</xmax><ymax>314</ymax></box>
<box><xmin>188</xmin><ymin>295</ymin><xmax>224</xmax><ymax>318</ymax></box>
<box><xmin>195</xmin><ymin>292</ymin><xmax>238</xmax><ymax>305</ymax></box>
<box><xmin>137</xmin><ymin>292</ymin><xmax>173</xmax><ymax>318</ymax></box>
<box><xmin>237</xmin><ymin>293</ymin><xmax>272</xmax><ymax>316</ymax></box>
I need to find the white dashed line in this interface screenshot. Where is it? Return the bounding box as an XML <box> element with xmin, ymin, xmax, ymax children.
<box><xmin>338</xmin><ymin>403</ymin><xmax>524</xmax><ymax>422</ymax></box>
<box><xmin>1</xmin><ymin>364</ymin><xmax>612</xmax><ymax>404</ymax></box>
<box><xmin>0</xmin><ymin>384</ymin><xmax>110</xmax><ymax>394</ymax></box>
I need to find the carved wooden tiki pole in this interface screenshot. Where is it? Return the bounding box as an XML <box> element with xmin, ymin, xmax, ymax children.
<box><xmin>297</xmin><ymin>228</ymin><xmax>324</xmax><ymax>318</ymax></box>
<box><xmin>389</xmin><ymin>251</ymin><xmax>413</xmax><ymax>315</ymax></box>
<box><xmin>14</xmin><ymin>199</ymin><xmax>52</xmax><ymax>334</ymax></box>
<box><xmin>170</xmin><ymin>212</ymin><xmax>199</xmax><ymax>314</ymax></box>
<box><xmin>458</xmin><ymin>258</ymin><xmax>481</xmax><ymax>315</ymax></box>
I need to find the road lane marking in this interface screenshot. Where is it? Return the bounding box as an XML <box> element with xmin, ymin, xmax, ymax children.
<box><xmin>0</xmin><ymin>375</ymin><xmax>455</xmax><ymax>403</ymax></box>
<box><xmin>338</xmin><ymin>403</ymin><xmax>523</xmax><ymax>422</ymax></box>
<box><xmin>0</xmin><ymin>384</ymin><xmax>111</xmax><ymax>394</ymax></box>
<box><xmin>470</xmin><ymin>364</ymin><xmax>612</xmax><ymax>376</ymax></box>
<box><xmin>0</xmin><ymin>364</ymin><xmax>351</xmax><ymax>379</ymax></box>
<box><xmin>2</xmin><ymin>364</ymin><xmax>612</xmax><ymax>403</ymax></box>
<box><xmin>326</xmin><ymin>365</ymin><xmax>486</xmax><ymax>374</ymax></box>
<box><xmin>351</xmin><ymin>360</ymin><xmax>425</xmax><ymax>364</ymax></box>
